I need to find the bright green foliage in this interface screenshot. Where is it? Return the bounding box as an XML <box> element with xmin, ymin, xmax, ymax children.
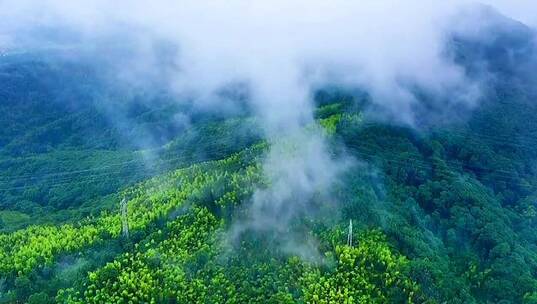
<box><xmin>0</xmin><ymin>224</ymin><xmax>101</xmax><ymax>275</ymax></box>
<box><xmin>59</xmin><ymin>207</ymin><xmax>220</xmax><ymax>303</ymax></box>
<box><xmin>315</xmin><ymin>103</ymin><xmax>343</xmax><ymax>119</ymax></box>
<box><xmin>319</xmin><ymin>113</ymin><xmax>362</xmax><ymax>135</ymax></box>
<box><xmin>58</xmin><ymin>215</ymin><xmax>420</xmax><ymax>304</ymax></box>
<box><xmin>319</xmin><ymin>114</ymin><xmax>342</xmax><ymax>134</ymax></box>
<box><xmin>0</xmin><ymin>144</ymin><xmax>265</xmax><ymax>278</ymax></box>
<box><xmin>301</xmin><ymin>231</ymin><xmax>419</xmax><ymax>304</ymax></box>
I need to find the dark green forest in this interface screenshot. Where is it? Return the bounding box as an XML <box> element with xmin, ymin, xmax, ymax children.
<box><xmin>2</xmin><ymin>7</ymin><xmax>537</xmax><ymax>304</ymax></box>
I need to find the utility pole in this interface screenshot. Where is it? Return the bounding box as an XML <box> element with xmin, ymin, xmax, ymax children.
<box><xmin>347</xmin><ymin>219</ymin><xmax>353</xmax><ymax>247</ymax></box>
<box><xmin>120</xmin><ymin>197</ymin><xmax>129</xmax><ymax>239</ymax></box>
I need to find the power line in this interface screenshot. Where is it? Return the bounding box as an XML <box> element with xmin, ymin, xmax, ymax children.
<box><xmin>0</xmin><ymin>143</ymin><xmax>237</xmax><ymax>182</ymax></box>
<box><xmin>1</xmin><ymin>121</ymin><xmax>537</xmax><ymax>193</ymax></box>
<box><xmin>0</xmin><ymin>138</ymin><xmax>534</xmax><ymax>193</ymax></box>
<box><xmin>0</xmin><ymin>146</ymin><xmax>238</xmax><ymax>191</ymax></box>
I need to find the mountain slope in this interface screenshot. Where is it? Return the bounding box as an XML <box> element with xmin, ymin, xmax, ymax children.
<box><xmin>2</xmin><ymin>8</ymin><xmax>537</xmax><ymax>304</ymax></box>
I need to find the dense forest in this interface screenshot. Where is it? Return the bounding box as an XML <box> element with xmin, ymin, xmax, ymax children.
<box><xmin>2</xmin><ymin>3</ymin><xmax>537</xmax><ymax>304</ymax></box>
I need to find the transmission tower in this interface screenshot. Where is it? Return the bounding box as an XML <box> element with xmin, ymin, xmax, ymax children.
<box><xmin>347</xmin><ymin>219</ymin><xmax>353</xmax><ymax>247</ymax></box>
<box><xmin>120</xmin><ymin>197</ymin><xmax>129</xmax><ymax>239</ymax></box>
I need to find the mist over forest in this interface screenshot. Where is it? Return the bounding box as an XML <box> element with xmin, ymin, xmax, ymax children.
<box><xmin>1</xmin><ymin>1</ymin><xmax>537</xmax><ymax>303</ymax></box>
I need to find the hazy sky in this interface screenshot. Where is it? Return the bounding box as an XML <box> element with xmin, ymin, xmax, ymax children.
<box><xmin>485</xmin><ymin>0</ymin><xmax>537</xmax><ymax>26</ymax></box>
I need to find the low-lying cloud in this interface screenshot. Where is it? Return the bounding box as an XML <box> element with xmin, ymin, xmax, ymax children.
<box><xmin>2</xmin><ymin>1</ymin><xmax>535</xmax><ymax>126</ymax></box>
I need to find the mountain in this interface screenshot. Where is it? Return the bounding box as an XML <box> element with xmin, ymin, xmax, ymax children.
<box><xmin>2</xmin><ymin>6</ymin><xmax>537</xmax><ymax>304</ymax></box>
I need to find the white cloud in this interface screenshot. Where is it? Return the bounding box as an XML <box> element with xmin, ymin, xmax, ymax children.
<box><xmin>2</xmin><ymin>1</ymin><xmax>534</xmax><ymax>127</ymax></box>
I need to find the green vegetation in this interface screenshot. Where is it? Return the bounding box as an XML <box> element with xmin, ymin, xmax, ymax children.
<box><xmin>0</xmin><ymin>136</ymin><xmax>423</xmax><ymax>303</ymax></box>
<box><xmin>301</xmin><ymin>231</ymin><xmax>420</xmax><ymax>303</ymax></box>
<box><xmin>0</xmin><ymin>144</ymin><xmax>264</xmax><ymax>277</ymax></box>
<box><xmin>3</xmin><ymin>40</ymin><xmax>537</xmax><ymax>303</ymax></box>
<box><xmin>4</xmin><ymin>90</ymin><xmax>537</xmax><ymax>302</ymax></box>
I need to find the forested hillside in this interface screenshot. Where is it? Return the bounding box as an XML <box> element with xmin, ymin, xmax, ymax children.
<box><xmin>0</xmin><ymin>52</ymin><xmax>260</xmax><ymax>231</ymax></box>
<box><xmin>2</xmin><ymin>3</ymin><xmax>537</xmax><ymax>304</ymax></box>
